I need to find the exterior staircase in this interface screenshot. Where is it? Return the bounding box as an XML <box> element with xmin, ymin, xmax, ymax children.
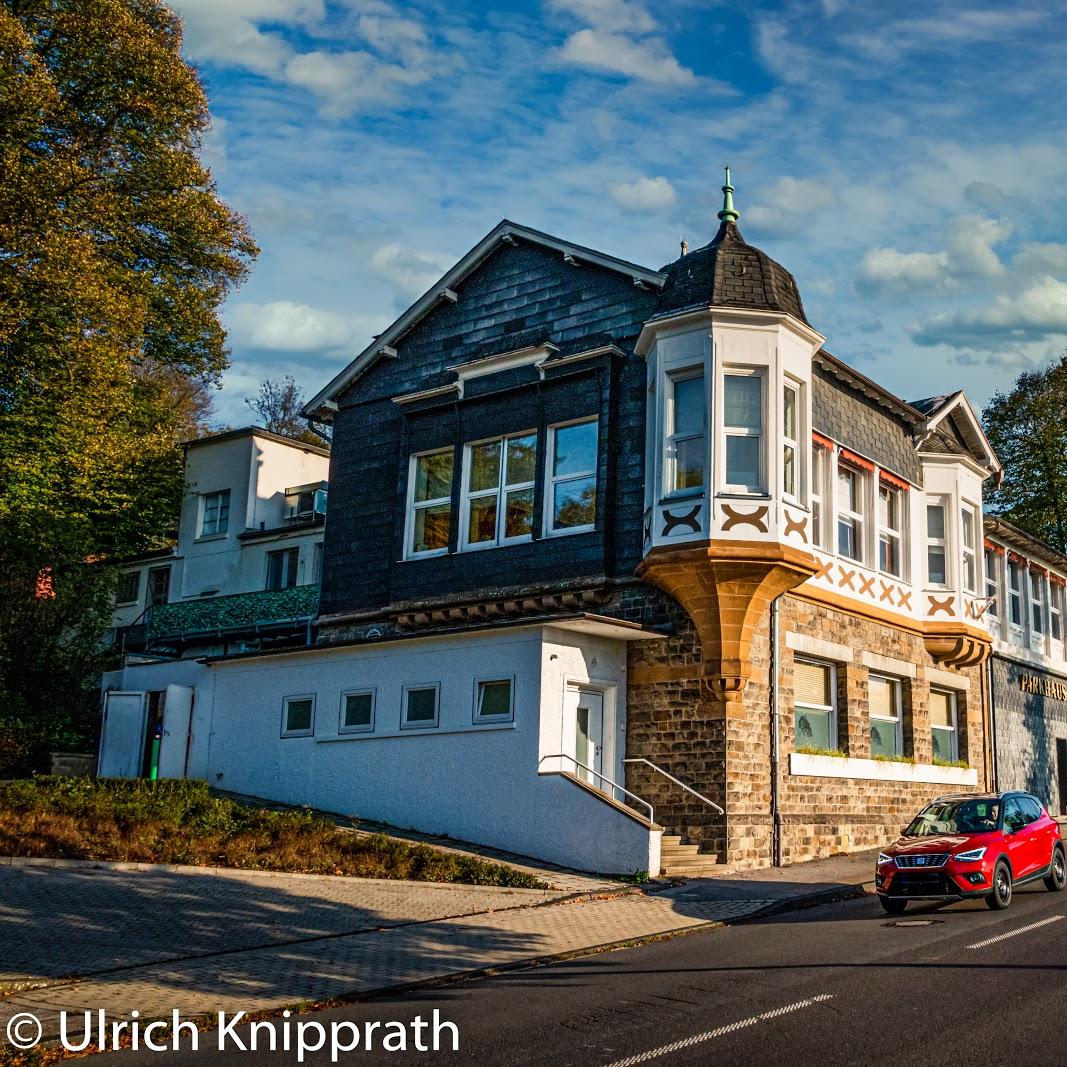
<box><xmin>659</xmin><ymin>834</ymin><xmax>723</xmax><ymax>878</ymax></box>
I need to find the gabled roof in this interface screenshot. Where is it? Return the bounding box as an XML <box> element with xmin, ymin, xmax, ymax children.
<box><xmin>184</xmin><ymin>425</ymin><xmax>331</xmax><ymax>457</ymax></box>
<box><xmin>985</xmin><ymin>517</ymin><xmax>1067</xmax><ymax>571</ymax></box>
<box><xmin>303</xmin><ymin>220</ymin><xmax>666</xmax><ymax>421</ymax></box>
<box><xmin>909</xmin><ymin>390</ymin><xmax>1001</xmax><ymax>478</ymax></box>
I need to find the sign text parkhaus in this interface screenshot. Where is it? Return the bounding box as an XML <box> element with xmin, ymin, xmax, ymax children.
<box><xmin>1019</xmin><ymin>673</ymin><xmax>1067</xmax><ymax>702</ymax></box>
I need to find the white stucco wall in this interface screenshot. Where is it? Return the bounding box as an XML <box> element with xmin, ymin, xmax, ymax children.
<box><xmin>103</xmin><ymin>626</ymin><xmax>657</xmax><ymax>876</ymax></box>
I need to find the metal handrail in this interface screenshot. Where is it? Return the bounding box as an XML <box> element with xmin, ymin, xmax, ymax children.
<box><xmin>623</xmin><ymin>758</ymin><xmax>725</xmax><ymax>814</ymax></box>
<box><xmin>538</xmin><ymin>754</ymin><xmax>655</xmax><ymax>823</ymax></box>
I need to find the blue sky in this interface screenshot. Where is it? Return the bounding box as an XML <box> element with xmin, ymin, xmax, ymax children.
<box><xmin>170</xmin><ymin>0</ymin><xmax>1067</xmax><ymax>424</ymax></box>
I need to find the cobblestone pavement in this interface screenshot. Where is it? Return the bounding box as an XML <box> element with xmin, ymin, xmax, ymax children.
<box><xmin>0</xmin><ymin>875</ymin><xmax>774</xmax><ymax>1043</ymax></box>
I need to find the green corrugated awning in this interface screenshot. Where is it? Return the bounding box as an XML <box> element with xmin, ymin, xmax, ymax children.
<box><xmin>149</xmin><ymin>584</ymin><xmax>320</xmax><ymax>638</ymax></box>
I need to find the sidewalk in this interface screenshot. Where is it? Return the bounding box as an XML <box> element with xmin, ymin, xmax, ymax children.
<box><xmin>0</xmin><ymin>849</ymin><xmax>875</xmax><ymax>1045</ymax></box>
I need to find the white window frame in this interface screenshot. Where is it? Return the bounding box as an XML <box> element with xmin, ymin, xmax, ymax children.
<box><xmin>929</xmin><ymin>687</ymin><xmax>959</xmax><ymax>763</ymax></box>
<box><xmin>459</xmin><ymin>431</ymin><xmax>537</xmax><ymax>551</ymax></box>
<box><xmin>961</xmin><ymin>503</ymin><xmax>979</xmax><ymax>594</ymax></box>
<box><xmin>115</xmin><ymin>570</ymin><xmax>141</xmax><ymax>606</ymax></box>
<box><xmin>281</xmin><ymin>693</ymin><xmax>316</xmax><ymax>738</ymax></box>
<box><xmin>926</xmin><ymin>498</ymin><xmax>949</xmax><ymax>588</ymax></box>
<box><xmin>265</xmin><ymin>546</ymin><xmax>300</xmax><ymax>591</ymax></box>
<box><xmin>1051</xmin><ymin>580</ymin><xmax>1064</xmax><ymax>645</ymax></box>
<box><xmin>1030</xmin><ymin>569</ymin><xmax>1046</xmax><ymax>637</ymax></box>
<box><xmin>401</xmin><ymin>682</ymin><xmax>441</xmax><ymax>730</ymax></box>
<box><xmin>869</xmin><ymin>674</ymin><xmax>904</xmax><ymax>758</ymax></box>
<box><xmin>544</xmin><ymin>416</ymin><xmax>598</xmax><ymax>537</ymax></box>
<box><xmin>794</xmin><ymin>658</ymin><xmax>837</xmax><ymax>752</ymax></box>
<box><xmin>722</xmin><ymin>369</ymin><xmax>765</xmax><ymax>494</ymax></box>
<box><xmin>782</xmin><ymin>379</ymin><xmax>802</xmax><ymax>504</ymax></box>
<box><xmin>877</xmin><ymin>480</ymin><xmax>905</xmax><ymax>579</ymax></box>
<box><xmin>836</xmin><ymin>461</ymin><xmax>867</xmax><ymax>565</ymax></box>
<box><xmin>200</xmin><ymin>489</ymin><xmax>230</xmax><ymax>537</ymax></box>
<box><xmin>1008</xmin><ymin>559</ymin><xmax>1024</xmax><ymax>629</ymax></box>
<box><xmin>405</xmin><ymin>447</ymin><xmax>454</xmax><ymax>559</ymax></box>
<box><xmin>984</xmin><ymin>549</ymin><xmax>1000</xmax><ymax>621</ymax></box>
<box><xmin>664</xmin><ymin>368</ymin><xmax>706</xmax><ymax>498</ymax></box>
<box><xmin>339</xmin><ymin>688</ymin><xmax>376</xmax><ymax>735</ymax></box>
<box><xmin>472</xmin><ymin>675</ymin><xmax>515</xmax><ymax>724</ymax></box>
<box><xmin>811</xmin><ymin>444</ymin><xmax>828</xmax><ymax>549</ymax></box>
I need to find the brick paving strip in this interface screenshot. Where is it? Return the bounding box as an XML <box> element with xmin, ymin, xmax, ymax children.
<box><xmin>0</xmin><ymin>859</ymin><xmax>806</xmax><ymax>1045</ymax></box>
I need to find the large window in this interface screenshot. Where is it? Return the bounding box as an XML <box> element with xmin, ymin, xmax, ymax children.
<box><xmin>794</xmin><ymin>659</ymin><xmax>836</xmax><ymax>751</ymax></box>
<box><xmin>811</xmin><ymin>444</ymin><xmax>828</xmax><ymax>549</ymax></box>
<box><xmin>546</xmin><ymin>418</ymin><xmax>598</xmax><ymax>534</ymax></box>
<box><xmin>266</xmin><ymin>547</ymin><xmax>299</xmax><ymax>591</ymax></box>
<box><xmin>929</xmin><ymin>688</ymin><xmax>959</xmax><ymax>763</ymax></box>
<box><xmin>666</xmin><ymin>372</ymin><xmax>705</xmax><ymax>494</ymax></box>
<box><xmin>402</xmin><ymin>684</ymin><xmax>440</xmax><ymax>730</ymax></box>
<box><xmin>984</xmin><ymin>550</ymin><xmax>1000</xmax><ymax>621</ymax></box>
<box><xmin>837</xmin><ymin>464</ymin><xmax>866</xmax><ymax>563</ymax></box>
<box><xmin>927</xmin><ymin>501</ymin><xmax>947</xmax><ymax>586</ymax></box>
<box><xmin>723</xmin><ymin>372</ymin><xmax>763</xmax><ymax>492</ymax></box>
<box><xmin>878</xmin><ymin>483</ymin><xmax>904</xmax><ymax>577</ymax></box>
<box><xmin>408</xmin><ymin>448</ymin><xmax>454</xmax><ymax>556</ymax></box>
<box><xmin>462</xmin><ymin>432</ymin><xmax>536</xmax><ymax>549</ymax></box>
<box><xmin>201</xmin><ymin>489</ymin><xmax>230</xmax><ymax>536</ymax></box>
<box><xmin>961</xmin><ymin>505</ymin><xmax>978</xmax><ymax>593</ymax></box>
<box><xmin>869</xmin><ymin>675</ymin><xmax>903</xmax><ymax>758</ymax></box>
<box><xmin>281</xmin><ymin>695</ymin><xmax>315</xmax><ymax>738</ymax></box>
<box><xmin>1030</xmin><ymin>570</ymin><xmax>1046</xmax><ymax>635</ymax></box>
<box><xmin>782</xmin><ymin>380</ymin><xmax>800</xmax><ymax>500</ymax></box>
<box><xmin>1008</xmin><ymin>559</ymin><xmax>1024</xmax><ymax>626</ymax></box>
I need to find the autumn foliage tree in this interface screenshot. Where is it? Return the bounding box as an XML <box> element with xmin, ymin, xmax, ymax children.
<box><xmin>982</xmin><ymin>354</ymin><xmax>1067</xmax><ymax>554</ymax></box>
<box><xmin>0</xmin><ymin>0</ymin><xmax>257</xmax><ymax>770</ymax></box>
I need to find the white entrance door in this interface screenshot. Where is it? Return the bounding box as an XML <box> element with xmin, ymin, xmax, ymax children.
<box><xmin>573</xmin><ymin>689</ymin><xmax>605</xmax><ymax>787</ymax></box>
<box><xmin>156</xmin><ymin>685</ymin><xmax>195</xmax><ymax>779</ymax></box>
<box><xmin>98</xmin><ymin>691</ymin><xmax>147</xmax><ymax>778</ymax></box>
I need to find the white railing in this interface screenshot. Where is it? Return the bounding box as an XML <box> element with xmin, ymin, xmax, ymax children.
<box><xmin>538</xmin><ymin>754</ymin><xmax>655</xmax><ymax>823</ymax></box>
<box><xmin>623</xmin><ymin>758</ymin><xmax>724</xmax><ymax>814</ymax></box>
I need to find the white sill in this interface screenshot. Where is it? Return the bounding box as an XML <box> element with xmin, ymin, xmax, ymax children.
<box><xmin>789</xmin><ymin>751</ymin><xmax>978</xmax><ymax>786</ymax></box>
<box><xmin>543</xmin><ymin>524</ymin><xmax>595</xmax><ymax>538</ymax></box>
<box><xmin>659</xmin><ymin>490</ymin><xmax>705</xmax><ymax>504</ymax></box>
<box><xmin>317</xmin><ymin>722</ymin><xmax>517</xmax><ymax>743</ymax></box>
<box><xmin>401</xmin><ymin>548</ymin><xmax>450</xmax><ymax>562</ymax></box>
<box><xmin>717</xmin><ymin>491</ymin><xmax>771</xmax><ymax>500</ymax></box>
<box><xmin>195</xmin><ymin>533</ymin><xmax>228</xmax><ymax>543</ymax></box>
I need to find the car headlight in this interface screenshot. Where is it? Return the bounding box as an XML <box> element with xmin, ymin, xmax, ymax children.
<box><xmin>877</xmin><ymin>852</ymin><xmax>895</xmax><ymax>866</ymax></box>
<box><xmin>953</xmin><ymin>846</ymin><xmax>987</xmax><ymax>863</ymax></box>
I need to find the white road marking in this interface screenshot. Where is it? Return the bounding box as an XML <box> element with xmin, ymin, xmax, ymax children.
<box><xmin>967</xmin><ymin>914</ymin><xmax>1063</xmax><ymax>950</ymax></box>
<box><xmin>601</xmin><ymin>994</ymin><xmax>834</xmax><ymax>1067</ymax></box>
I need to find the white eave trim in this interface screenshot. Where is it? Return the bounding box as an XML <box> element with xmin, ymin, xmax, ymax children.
<box><xmin>917</xmin><ymin>391</ymin><xmax>1001</xmax><ymax>477</ymax></box>
<box><xmin>392</xmin><ymin>383</ymin><xmax>462</xmax><ymax>406</ymax></box>
<box><xmin>538</xmin><ymin>344</ymin><xmax>624</xmax><ymax>375</ymax></box>
<box><xmin>303</xmin><ymin>220</ymin><xmax>665</xmax><ymax>420</ymax></box>
<box><xmin>636</xmin><ymin>305</ymin><xmax>825</xmax><ymax>357</ymax></box>
<box><xmin>447</xmin><ymin>342</ymin><xmax>559</xmax><ymax>382</ymax></box>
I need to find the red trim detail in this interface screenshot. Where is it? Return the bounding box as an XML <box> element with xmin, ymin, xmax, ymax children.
<box><xmin>878</xmin><ymin>469</ymin><xmax>911</xmax><ymax>492</ymax></box>
<box><xmin>1029</xmin><ymin>563</ymin><xmax>1048</xmax><ymax>576</ymax></box>
<box><xmin>1008</xmin><ymin>551</ymin><xmax>1027</xmax><ymax>565</ymax></box>
<box><xmin>812</xmin><ymin>431</ymin><xmax>834</xmax><ymax>451</ymax></box>
<box><xmin>1050</xmin><ymin>573</ymin><xmax>1067</xmax><ymax>587</ymax></box>
<box><xmin>983</xmin><ymin>539</ymin><xmax>1005</xmax><ymax>556</ymax></box>
<box><xmin>838</xmin><ymin>448</ymin><xmax>875</xmax><ymax>473</ymax></box>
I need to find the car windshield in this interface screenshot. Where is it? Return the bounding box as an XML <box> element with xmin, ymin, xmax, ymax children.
<box><xmin>905</xmin><ymin>799</ymin><xmax>1000</xmax><ymax>836</ymax></box>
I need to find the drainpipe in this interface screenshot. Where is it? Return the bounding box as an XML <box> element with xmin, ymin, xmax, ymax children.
<box><xmin>770</xmin><ymin>594</ymin><xmax>783</xmax><ymax>867</ymax></box>
<box><xmin>986</xmin><ymin>655</ymin><xmax>999</xmax><ymax>792</ymax></box>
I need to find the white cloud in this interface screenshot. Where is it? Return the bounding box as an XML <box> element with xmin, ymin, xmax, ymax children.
<box><xmin>609</xmin><ymin>175</ymin><xmax>677</xmax><ymax>213</ymax></box>
<box><xmin>857</xmin><ymin>214</ymin><xmax>1010</xmax><ymax>295</ymax></box>
<box><xmin>227</xmin><ymin>301</ymin><xmax>375</xmax><ymax>352</ymax></box>
<box><xmin>557</xmin><ymin>28</ymin><xmax>695</xmax><ymax>85</ymax></box>
<box><xmin>547</xmin><ymin>0</ymin><xmax>656</xmax><ymax>34</ymax></box>
<box><xmin>913</xmin><ymin>275</ymin><xmax>1067</xmax><ymax>348</ymax></box>
<box><xmin>1011</xmin><ymin>242</ymin><xmax>1067</xmax><ymax>278</ymax></box>
<box><xmin>745</xmin><ymin>176</ymin><xmax>835</xmax><ymax>237</ymax></box>
<box><xmin>284</xmin><ymin>49</ymin><xmax>429</xmax><ymax>116</ymax></box>
<box><xmin>171</xmin><ymin>0</ymin><xmax>323</xmax><ymax>74</ymax></box>
<box><xmin>370</xmin><ymin>244</ymin><xmax>456</xmax><ymax>300</ymax></box>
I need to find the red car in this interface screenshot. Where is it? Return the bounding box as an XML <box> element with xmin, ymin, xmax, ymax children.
<box><xmin>876</xmin><ymin>791</ymin><xmax>1066</xmax><ymax>914</ymax></box>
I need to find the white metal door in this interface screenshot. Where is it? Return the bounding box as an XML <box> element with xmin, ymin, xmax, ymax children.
<box><xmin>574</xmin><ymin>689</ymin><xmax>604</xmax><ymax>786</ymax></box>
<box><xmin>98</xmin><ymin>691</ymin><xmax>147</xmax><ymax>778</ymax></box>
<box><xmin>156</xmin><ymin>685</ymin><xmax>195</xmax><ymax>779</ymax></box>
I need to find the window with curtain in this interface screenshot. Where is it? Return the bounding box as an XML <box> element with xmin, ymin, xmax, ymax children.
<box><xmin>929</xmin><ymin>688</ymin><xmax>959</xmax><ymax>763</ymax></box>
<box><xmin>869</xmin><ymin>675</ymin><xmax>903</xmax><ymax>758</ymax></box>
<box><xmin>794</xmin><ymin>659</ymin><xmax>837</xmax><ymax>751</ymax></box>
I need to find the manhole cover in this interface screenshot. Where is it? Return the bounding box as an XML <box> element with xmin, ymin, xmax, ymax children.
<box><xmin>884</xmin><ymin>919</ymin><xmax>944</xmax><ymax>927</ymax></box>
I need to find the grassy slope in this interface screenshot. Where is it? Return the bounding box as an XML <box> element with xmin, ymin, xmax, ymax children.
<box><xmin>0</xmin><ymin>777</ymin><xmax>546</xmax><ymax>888</ymax></box>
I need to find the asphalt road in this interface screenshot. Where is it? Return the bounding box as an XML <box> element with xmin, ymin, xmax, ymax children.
<box><xmin>93</xmin><ymin>880</ymin><xmax>1067</xmax><ymax>1067</ymax></box>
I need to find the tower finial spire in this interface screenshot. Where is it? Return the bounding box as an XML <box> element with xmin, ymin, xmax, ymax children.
<box><xmin>718</xmin><ymin>164</ymin><xmax>739</xmax><ymax>224</ymax></box>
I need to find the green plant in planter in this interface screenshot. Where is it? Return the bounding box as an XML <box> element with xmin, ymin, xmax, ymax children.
<box><xmin>872</xmin><ymin>753</ymin><xmax>915</xmax><ymax>764</ymax></box>
<box><xmin>932</xmin><ymin>757</ymin><xmax>970</xmax><ymax>769</ymax></box>
<box><xmin>795</xmin><ymin>745</ymin><xmax>848</xmax><ymax>759</ymax></box>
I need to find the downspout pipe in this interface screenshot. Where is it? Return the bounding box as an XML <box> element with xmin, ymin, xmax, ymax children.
<box><xmin>770</xmin><ymin>594</ymin><xmax>783</xmax><ymax>867</ymax></box>
<box><xmin>986</xmin><ymin>654</ymin><xmax>999</xmax><ymax>792</ymax></box>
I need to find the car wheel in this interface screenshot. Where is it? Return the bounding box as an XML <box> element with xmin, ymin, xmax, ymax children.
<box><xmin>986</xmin><ymin>860</ymin><xmax>1013</xmax><ymax>910</ymax></box>
<box><xmin>1044</xmin><ymin>846</ymin><xmax>1066</xmax><ymax>893</ymax></box>
<box><xmin>879</xmin><ymin>896</ymin><xmax>907</xmax><ymax>915</ymax></box>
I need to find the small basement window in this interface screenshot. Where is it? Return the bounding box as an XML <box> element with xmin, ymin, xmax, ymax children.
<box><xmin>474</xmin><ymin>678</ymin><xmax>514</xmax><ymax>722</ymax></box>
<box><xmin>282</xmin><ymin>695</ymin><xmax>315</xmax><ymax>738</ymax></box>
<box><xmin>402</xmin><ymin>684</ymin><xmax>440</xmax><ymax>729</ymax></box>
<box><xmin>339</xmin><ymin>689</ymin><xmax>375</xmax><ymax>734</ymax></box>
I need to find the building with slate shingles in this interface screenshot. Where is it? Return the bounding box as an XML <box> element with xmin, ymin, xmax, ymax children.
<box><xmin>101</xmin><ymin>174</ymin><xmax>1013</xmax><ymax>874</ymax></box>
